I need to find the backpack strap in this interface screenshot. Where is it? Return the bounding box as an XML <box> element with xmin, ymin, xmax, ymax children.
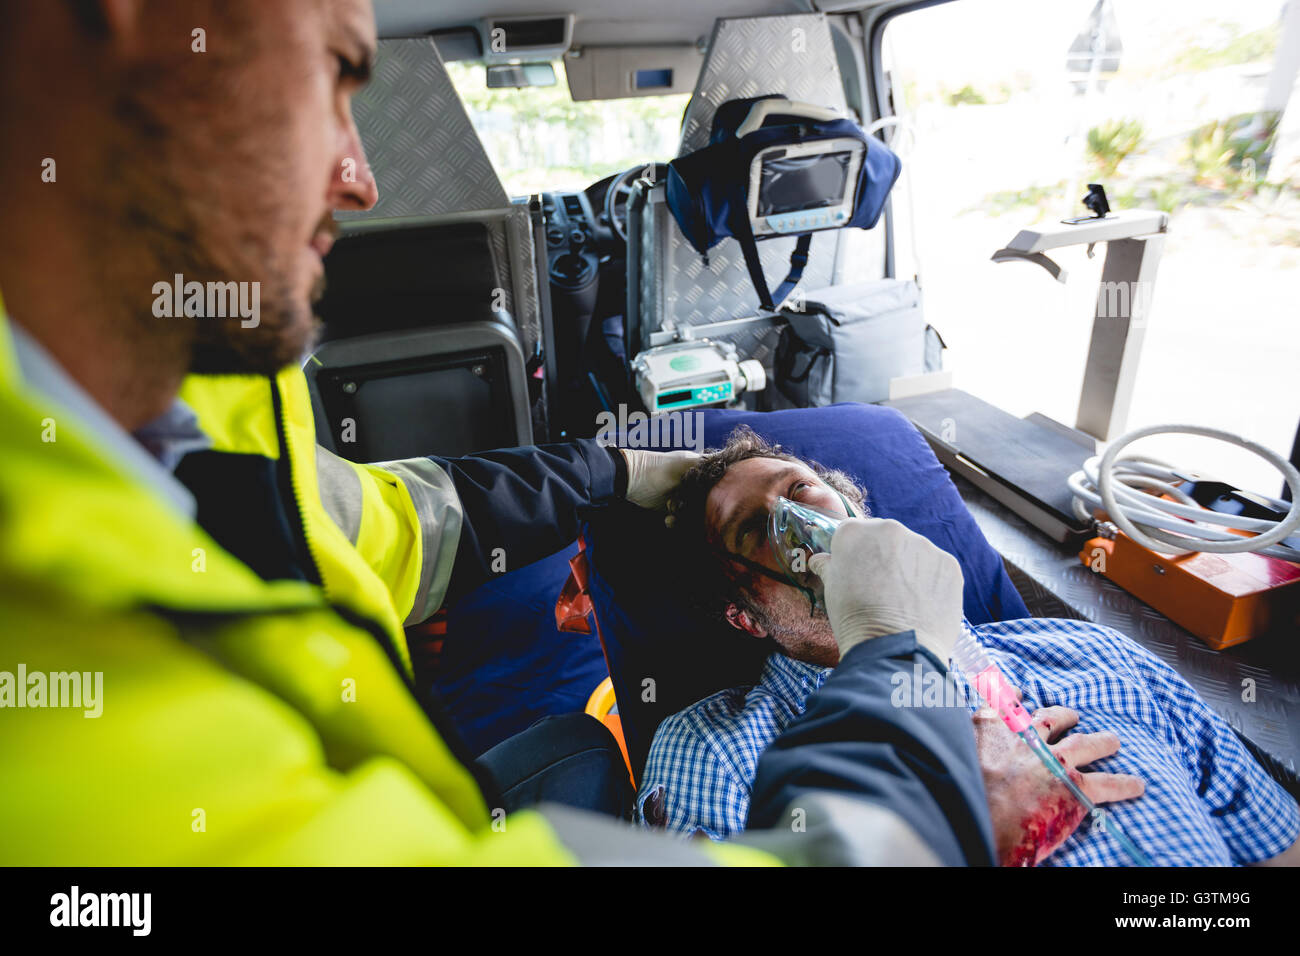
<box><xmin>736</xmin><ymin>220</ymin><xmax>812</xmax><ymax>312</ymax></box>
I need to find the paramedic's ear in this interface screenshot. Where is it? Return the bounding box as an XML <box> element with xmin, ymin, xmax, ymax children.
<box><xmin>725</xmin><ymin>603</ymin><xmax>766</xmax><ymax>638</ymax></box>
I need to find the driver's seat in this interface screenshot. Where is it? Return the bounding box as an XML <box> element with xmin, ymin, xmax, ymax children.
<box><xmin>626</xmin><ymin>13</ymin><xmax>883</xmax><ymax>381</ymax></box>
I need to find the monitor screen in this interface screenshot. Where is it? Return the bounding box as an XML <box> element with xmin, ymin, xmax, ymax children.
<box><xmin>756</xmin><ymin>151</ymin><xmax>852</xmax><ymax>217</ymax></box>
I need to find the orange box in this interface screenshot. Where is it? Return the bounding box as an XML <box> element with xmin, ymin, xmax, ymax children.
<box><xmin>1080</xmin><ymin>534</ymin><xmax>1300</xmax><ymax>650</ymax></box>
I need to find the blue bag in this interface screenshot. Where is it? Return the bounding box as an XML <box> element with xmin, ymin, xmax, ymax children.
<box><xmin>665</xmin><ymin>95</ymin><xmax>902</xmax><ymax>311</ymax></box>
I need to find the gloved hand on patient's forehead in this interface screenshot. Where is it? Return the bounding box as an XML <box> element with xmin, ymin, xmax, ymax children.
<box><xmin>808</xmin><ymin>517</ymin><xmax>964</xmax><ymax>661</ymax></box>
<box><xmin>619</xmin><ymin>448</ymin><xmax>701</xmax><ymax>510</ymax></box>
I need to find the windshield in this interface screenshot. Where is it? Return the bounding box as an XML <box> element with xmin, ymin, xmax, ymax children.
<box><xmin>446</xmin><ymin>59</ymin><xmax>691</xmax><ymax>195</ymax></box>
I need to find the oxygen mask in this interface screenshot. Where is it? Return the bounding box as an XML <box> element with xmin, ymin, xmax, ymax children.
<box><xmin>766</xmin><ymin>496</ymin><xmax>849</xmax><ymax>613</ymax></box>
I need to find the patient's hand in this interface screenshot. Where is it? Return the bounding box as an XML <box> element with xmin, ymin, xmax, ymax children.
<box><xmin>973</xmin><ymin>704</ymin><xmax>1145</xmax><ymax>866</ymax></box>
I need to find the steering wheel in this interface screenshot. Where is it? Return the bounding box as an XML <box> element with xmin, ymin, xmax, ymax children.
<box><xmin>604</xmin><ymin>162</ymin><xmax>669</xmax><ymax>245</ymax></box>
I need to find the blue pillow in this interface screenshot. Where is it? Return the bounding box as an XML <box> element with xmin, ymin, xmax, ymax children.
<box><xmin>584</xmin><ymin>402</ymin><xmax>1028</xmax><ymax>779</ymax></box>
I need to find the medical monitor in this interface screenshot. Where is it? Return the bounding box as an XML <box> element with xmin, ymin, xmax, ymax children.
<box><xmin>748</xmin><ymin>138</ymin><xmax>865</xmax><ymax>237</ymax></box>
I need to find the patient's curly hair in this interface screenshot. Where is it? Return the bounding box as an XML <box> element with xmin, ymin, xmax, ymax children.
<box><xmin>665</xmin><ymin>425</ymin><xmax>868</xmax><ymax>627</ymax></box>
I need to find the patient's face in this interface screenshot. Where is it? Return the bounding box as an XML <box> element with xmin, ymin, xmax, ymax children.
<box><xmin>705</xmin><ymin>457</ymin><xmax>848</xmax><ymax>666</ymax></box>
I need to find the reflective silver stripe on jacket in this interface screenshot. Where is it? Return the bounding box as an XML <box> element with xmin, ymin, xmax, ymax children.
<box><xmin>734</xmin><ymin>792</ymin><xmax>942</xmax><ymax>866</ymax></box>
<box><xmin>537</xmin><ymin>805</ymin><xmax>722</xmax><ymax>866</ymax></box>
<box><xmin>368</xmin><ymin>457</ymin><xmax>463</xmax><ymax>625</ymax></box>
<box><xmin>542</xmin><ymin>792</ymin><xmax>940</xmax><ymax>866</ymax></box>
<box><xmin>316</xmin><ymin>446</ymin><xmax>364</xmax><ymax>544</ymax></box>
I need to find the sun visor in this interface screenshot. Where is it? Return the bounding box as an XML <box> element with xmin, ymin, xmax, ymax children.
<box><xmin>479</xmin><ymin>14</ymin><xmax>575</xmax><ymax>63</ymax></box>
<box><xmin>565</xmin><ymin>45</ymin><xmax>703</xmax><ymax>101</ymax></box>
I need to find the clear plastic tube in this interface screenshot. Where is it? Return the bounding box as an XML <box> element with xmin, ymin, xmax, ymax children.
<box><xmin>951</xmin><ymin>631</ymin><xmax>1033</xmax><ymax>733</ymax></box>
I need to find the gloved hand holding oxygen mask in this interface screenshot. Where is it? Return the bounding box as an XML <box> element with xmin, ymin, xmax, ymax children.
<box><xmin>769</xmin><ymin>497</ymin><xmax>965</xmax><ymax>659</ymax></box>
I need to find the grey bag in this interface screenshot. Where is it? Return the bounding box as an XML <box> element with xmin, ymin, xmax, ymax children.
<box><xmin>774</xmin><ymin>278</ymin><xmax>942</xmax><ymax>407</ymax></box>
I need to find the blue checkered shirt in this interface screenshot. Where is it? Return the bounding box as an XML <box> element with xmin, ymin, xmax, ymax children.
<box><xmin>634</xmin><ymin>617</ymin><xmax>1300</xmax><ymax>866</ymax></box>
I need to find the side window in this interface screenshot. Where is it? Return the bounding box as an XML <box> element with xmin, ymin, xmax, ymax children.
<box><xmin>881</xmin><ymin>0</ymin><xmax>1299</xmax><ymax>492</ymax></box>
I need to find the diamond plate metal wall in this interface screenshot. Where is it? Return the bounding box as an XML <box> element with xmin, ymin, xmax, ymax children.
<box><xmin>679</xmin><ymin>14</ymin><xmax>849</xmax><ymax>156</ymax></box>
<box><xmin>338</xmin><ymin>38</ymin><xmax>508</xmax><ymax>219</ymax></box>
<box><xmin>662</xmin><ymin>196</ymin><xmax>837</xmax><ymax>324</ymax></box>
<box><xmin>640</xmin><ymin>187</ymin><xmax>835</xmax><ymax>368</ymax></box>
<box><xmin>503</xmin><ymin>203</ymin><xmax>542</xmax><ymax>360</ymax></box>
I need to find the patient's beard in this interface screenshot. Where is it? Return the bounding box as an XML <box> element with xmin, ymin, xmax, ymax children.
<box><xmin>752</xmin><ymin>592</ymin><xmax>839</xmax><ymax>667</ymax></box>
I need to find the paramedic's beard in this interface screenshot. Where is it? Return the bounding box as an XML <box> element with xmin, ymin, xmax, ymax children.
<box><xmin>178</xmin><ymin>200</ymin><xmax>323</xmax><ymax>373</ymax></box>
<box><xmin>94</xmin><ymin>178</ymin><xmax>315</xmax><ymax>378</ymax></box>
<box><xmin>104</xmin><ymin>182</ymin><xmax>320</xmax><ymax>376</ymax></box>
<box><xmin>189</xmin><ymin>274</ymin><xmax>319</xmax><ymax>375</ymax></box>
<box><xmin>186</xmin><ymin>208</ymin><xmax>325</xmax><ymax>373</ymax></box>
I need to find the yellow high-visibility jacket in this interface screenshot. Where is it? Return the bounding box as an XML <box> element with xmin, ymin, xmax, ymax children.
<box><xmin>0</xmin><ymin>303</ymin><xmax>769</xmax><ymax>866</ymax></box>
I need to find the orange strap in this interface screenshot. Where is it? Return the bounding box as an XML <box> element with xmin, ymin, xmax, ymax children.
<box><xmin>554</xmin><ymin>536</ymin><xmax>635</xmax><ymax>788</ymax></box>
<box><xmin>407</xmin><ymin>607</ymin><xmax>448</xmax><ymax>679</ymax></box>
<box><xmin>555</xmin><ymin>537</ymin><xmax>611</xmax><ymax>655</ymax></box>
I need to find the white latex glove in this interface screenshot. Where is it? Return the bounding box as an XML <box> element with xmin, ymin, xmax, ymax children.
<box><xmin>807</xmin><ymin>517</ymin><xmax>964</xmax><ymax>661</ymax></box>
<box><xmin>618</xmin><ymin>448</ymin><xmax>701</xmax><ymax>509</ymax></box>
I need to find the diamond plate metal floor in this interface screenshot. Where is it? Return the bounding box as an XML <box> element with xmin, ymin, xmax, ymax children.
<box><xmin>953</xmin><ymin>472</ymin><xmax>1300</xmax><ymax>780</ymax></box>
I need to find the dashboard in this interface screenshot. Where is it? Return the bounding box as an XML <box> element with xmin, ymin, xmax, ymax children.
<box><xmin>536</xmin><ymin>171</ymin><xmax>625</xmax><ymax>290</ymax></box>
<box><xmin>535</xmin><ymin>163</ymin><xmax>669</xmax><ymax>284</ymax></box>
<box><xmin>540</xmin><ymin>178</ymin><xmax>618</xmax><ymax>255</ymax></box>
<box><xmin>530</xmin><ymin>167</ymin><xmax>666</xmax><ymax>438</ymax></box>
<box><xmin>539</xmin><ymin>183</ymin><xmax>610</xmax><ymax>291</ymax></box>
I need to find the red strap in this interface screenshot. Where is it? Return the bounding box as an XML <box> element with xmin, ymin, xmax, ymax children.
<box><xmin>554</xmin><ymin>535</ymin><xmax>633</xmax><ymax>785</ymax></box>
<box><xmin>407</xmin><ymin>607</ymin><xmax>449</xmax><ymax>678</ymax></box>
<box><xmin>555</xmin><ymin>536</ymin><xmax>612</xmax><ymax>653</ymax></box>
<box><xmin>555</xmin><ymin>542</ymin><xmax>594</xmax><ymax>634</ymax></box>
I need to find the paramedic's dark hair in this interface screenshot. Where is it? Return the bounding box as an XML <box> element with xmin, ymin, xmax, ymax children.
<box><xmin>665</xmin><ymin>425</ymin><xmax>868</xmax><ymax>628</ymax></box>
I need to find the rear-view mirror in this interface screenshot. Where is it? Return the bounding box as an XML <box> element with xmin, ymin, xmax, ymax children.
<box><xmin>486</xmin><ymin>62</ymin><xmax>557</xmax><ymax>89</ymax></box>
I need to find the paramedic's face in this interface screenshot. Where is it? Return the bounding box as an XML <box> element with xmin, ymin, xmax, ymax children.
<box><xmin>707</xmin><ymin>458</ymin><xmax>848</xmax><ymax>666</ymax></box>
<box><xmin>113</xmin><ymin>0</ymin><xmax>378</xmax><ymax>373</ymax></box>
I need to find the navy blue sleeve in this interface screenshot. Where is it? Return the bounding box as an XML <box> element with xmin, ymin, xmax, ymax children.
<box><xmin>746</xmin><ymin>632</ymin><xmax>996</xmax><ymax>866</ymax></box>
<box><xmin>430</xmin><ymin>439</ymin><xmax>625</xmax><ymax>605</ymax></box>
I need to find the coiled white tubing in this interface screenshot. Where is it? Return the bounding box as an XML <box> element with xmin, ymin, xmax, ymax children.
<box><xmin>1067</xmin><ymin>424</ymin><xmax>1300</xmax><ymax>562</ymax></box>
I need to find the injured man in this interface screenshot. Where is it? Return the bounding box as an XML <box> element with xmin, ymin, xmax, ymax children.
<box><xmin>635</xmin><ymin>426</ymin><xmax>1300</xmax><ymax>866</ymax></box>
